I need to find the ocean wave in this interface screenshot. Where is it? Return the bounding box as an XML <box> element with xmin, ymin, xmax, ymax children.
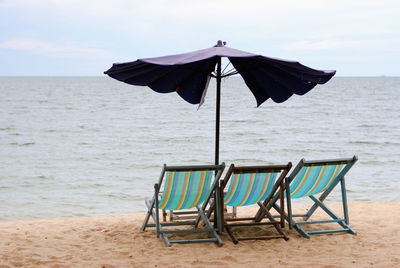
<box><xmin>8</xmin><ymin>142</ymin><xmax>36</xmax><ymax>146</ymax></box>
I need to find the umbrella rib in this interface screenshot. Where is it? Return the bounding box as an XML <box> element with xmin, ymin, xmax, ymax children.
<box><xmin>221</xmin><ymin>61</ymin><xmax>232</xmax><ymax>75</ymax></box>
<box><xmin>221</xmin><ymin>69</ymin><xmax>239</xmax><ymax>78</ymax></box>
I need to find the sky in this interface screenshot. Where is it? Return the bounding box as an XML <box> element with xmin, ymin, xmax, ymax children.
<box><xmin>0</xmin><ymin>0</ymin><xmax>399</xmax><ymax>76</ymax></box>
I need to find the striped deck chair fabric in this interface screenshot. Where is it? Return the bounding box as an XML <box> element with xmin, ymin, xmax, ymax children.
<box><xmin>224</xmin><ymin>172</ymin><xmax>279</xmax><ymax>207</ymax></box>
<box><xmin>141</xmin><ymin>164</ymin><xmax>225</xmax><ymax>247</ymax></box>
<box><xmin>273</xmin><ymin>156</ymin><xmax>358</xmax><ymax>239</ymax></box>
<box><xmin>219</xmin><ymin>163</ymin><xmax>292</xmax><ymax>244</ymax></box>
<box><xmin>289</xmin><ymin>163</ymin><xmax>347</xmax><ymax>199</ymax></box>
<box><xmin>159</xmin><ymin>170</ymin><xmax>213</xmax><ymax>211</ymax></box>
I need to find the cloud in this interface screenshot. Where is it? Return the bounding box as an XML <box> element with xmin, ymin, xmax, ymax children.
<box><xmin>0</xmin><ymin>38</ymin><xmax>117</xmax><ymax>59</ymax></box>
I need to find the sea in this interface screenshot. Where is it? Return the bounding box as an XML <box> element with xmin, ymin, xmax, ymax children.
<box><xmin>1</xmin><ymin>76</ymin><xmax>399</xmax><ymax>222</ymax></box>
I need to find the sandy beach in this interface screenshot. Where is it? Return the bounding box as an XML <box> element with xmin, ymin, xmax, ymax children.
<box><xmin>0</xmin><ymin>201</ymin><xmax>399</xmax><ymax>267</ymax></box>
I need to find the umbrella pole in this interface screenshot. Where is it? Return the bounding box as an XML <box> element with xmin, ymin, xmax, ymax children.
<box><xmin>214</xmin><ymin>55</ymin><xmax>222</xmax><ymax>233</ymax></box>
<box><xmin>215</xmin><ymin>56</ymin><xmax>221</xmax><ymax>165</ymax></box>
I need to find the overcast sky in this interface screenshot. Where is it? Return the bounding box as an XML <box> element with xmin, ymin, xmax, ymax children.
<box><xmin>0</xmin><ymin>0</ymin><xmax>399</xmax><ymax>76</ymax></box>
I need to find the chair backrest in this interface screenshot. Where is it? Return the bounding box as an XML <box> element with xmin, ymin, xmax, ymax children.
<box><xmin>158</xmin><ymin>164</ymin><xmax>224</xmax><ymax>211</ymax></box>
<box><xmin>288</xmin><ymin>156</ymin><xmax>358</xmax><ymax>199</ymax></box>
<box><xmin>222</xmin><ymin>164</ymin><xmax>292</xmax><ymax>207</ymax></box>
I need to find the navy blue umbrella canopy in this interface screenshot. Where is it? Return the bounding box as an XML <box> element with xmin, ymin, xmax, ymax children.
<box><xmin>105</xmin><ymin>42</ymin><xmax>335</xmax><ymax>106</ymax></box>
<box><xmin>104</xmin><ymin>41</ymin><xmax>336</xmax><ymax>164</ymax></box>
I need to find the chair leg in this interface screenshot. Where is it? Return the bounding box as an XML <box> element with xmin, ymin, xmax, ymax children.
<box><xmin>279</xmin><ymin>180</ymin><xmax>285</xmax><ymax>228</ymax></box>
<box><xmin>273</xmin><ymin>201</ymin><xmax>311</xmax><ymax>238</ymax></box>
<box><xmin>285</xmin><ymin>177</ymin><xmax>293</xmax><ymax>230</ymax></box>
<box><xmin>196</xmin><ymin>205</ymin><xmax>223</xmax><ymax>247</ymax></box>
<box><xmin>224</xmin><ymin>224</ymin><xmax>239</xmax><ymax>244</ymax></box>
<box><xmin>258</xmin><ymin>202</ymin><xmax>288</xmax><ymax>241</ymax></box>
<box><xmin>154</xmin><ymin>184</ymin><xmax>160</xmax><ymax>238</ymax></box>
<box><xmin>214</xmin><ymin>185</ymin><xmax>223</xmax><ymax>234</ymax></box>
<box><xmin>293</xmin><ymin>223</ymin><xmax>311</xmax><ymax>239</ymax></box>
<box><xmin>232</xmin><ymin>206</ymin><xmax>237</xmax><ymax>218</ymax></box>
<box><xmin>161</xmin><ymin>233</ymin><xmax>171</xmax><ymax>247</ymax></box>
<box><xmin>341</xmin><ymin>177</ymin><xmax>350</xmax><ymax>225</ymax></box>
<box><xmin>272</xmin><ymin>203</ymin><xmax>291</xmax><ymax>227</ymax></box>
<box><xmin>206</xmin><ymin>199</ymin><xmax>215</xmax><ymax>219</ymax></box>
<box><xmin>143</xmin><ymin>199</ymin><xmax>172</xmax><ymax>244</ymax></box>
<box><xmin>141</xmin><ymin>199</ymin><xmax>153</xmax><ymax>231</ymax></box>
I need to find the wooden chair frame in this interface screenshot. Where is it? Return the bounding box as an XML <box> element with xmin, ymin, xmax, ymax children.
<box><xmin>219</xmin><ymin>163</ymin><xmax>292</xmax><ymax>244</ymax></box>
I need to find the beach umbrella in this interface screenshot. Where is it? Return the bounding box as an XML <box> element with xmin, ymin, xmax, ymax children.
<box><xmin>104</xmin><ymin>41</ymin><xmax>335</xmax><ymax>165</ymax></box>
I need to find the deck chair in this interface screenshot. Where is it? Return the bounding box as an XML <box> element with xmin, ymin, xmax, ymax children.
<box><xmin>218</xmin><ymin>163</ymin><xmax>292</xmax><ymax>244</ymax></box>
<box><xmin>141</xmin><ymin>163</ymin><xmax>225</xmax><ymax>247</ymax></box>
<box><xmin>258</xmin><ymin>156</ymin><xmax>358</xmax><ymax>238</ymax></box>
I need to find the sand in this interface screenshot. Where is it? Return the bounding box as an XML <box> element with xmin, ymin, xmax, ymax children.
<box><xmin>0</xmin><ymin>201</ymin><xmax>399</xmax><ymax>267</ymax></box>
